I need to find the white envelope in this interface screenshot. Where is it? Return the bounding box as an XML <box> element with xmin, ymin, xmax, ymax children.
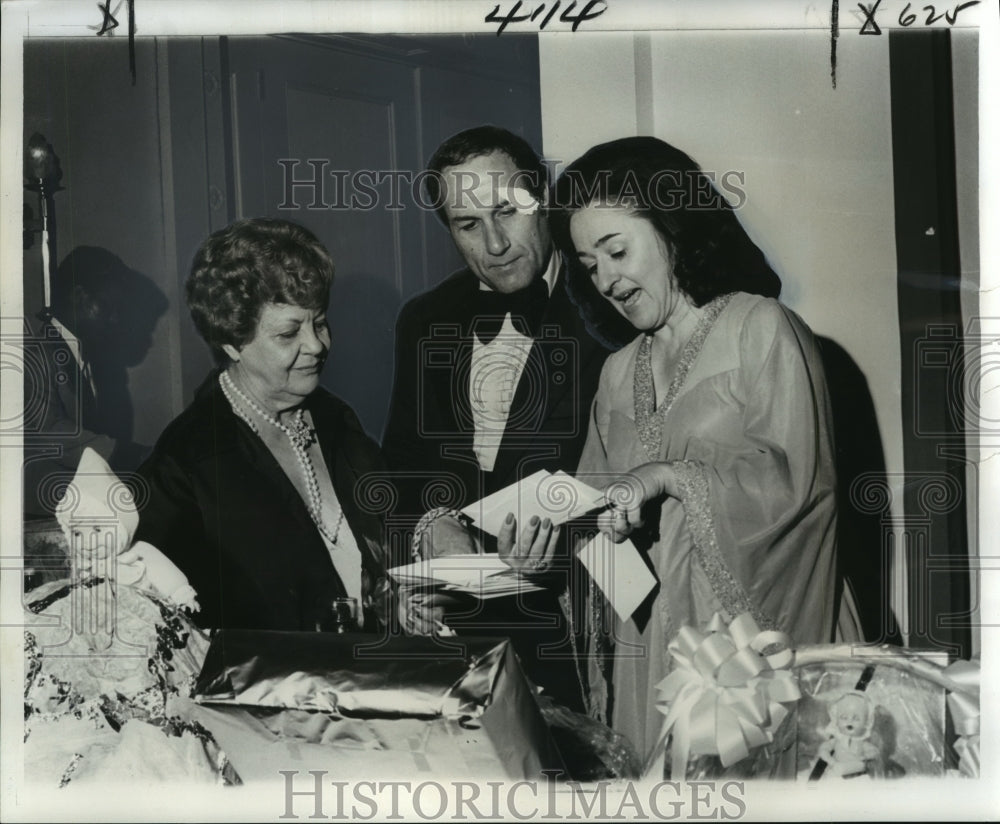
<box><xmin>462</xmin><ymin>470</ymin><xmax>605</xmax><ymax>536</ymax></box>
<box><xmin>387</xmin><ymin>554</ymin><xmax>545</xmax><ymax>599</ymax></box>
<box><xmin>577</xmin><ymin>534</ymin><xmax>658</xmax><ymax>622</ymax></box>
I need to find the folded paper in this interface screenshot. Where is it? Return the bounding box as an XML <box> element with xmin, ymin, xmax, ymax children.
<box><xmin>388</xmin><ymin>554</ymin><xmax>545</xmax><ymax>599</ymax></box>
<box><xmin>576</xmin><ymin>533</ymin><xmax>658</xmax><ymax>622</ymax></box>
<box><xmin>462</xmin><ymin>470</ymin><xmax>605</xmax><ymax>536</ymax></box>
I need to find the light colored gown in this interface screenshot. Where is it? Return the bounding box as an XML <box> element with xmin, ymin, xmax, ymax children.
<box><xmin>576</xmin><ymin>291</ymin><xmax>846</xmax><ymax>760</ymax></box>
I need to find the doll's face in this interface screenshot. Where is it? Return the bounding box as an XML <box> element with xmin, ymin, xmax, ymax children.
<box><xmin>65</xmin><ymin>519</ymin><xmax>130</xmax><ymax>578</ymax></box>
<box><xmin>832</xmin><ymin>694</ymin><xmax>870</xmax><ymax>737</ymax></box>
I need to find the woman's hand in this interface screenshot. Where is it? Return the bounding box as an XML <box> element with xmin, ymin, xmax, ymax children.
<box><xmin>398</xmin><ymin>588</ymin><xmax>458</xmax><ymax>635</ymax></box>
<box><xmin>497</xmin><ymin>513</ymin><xmax>561</xmax><ymax>574</ymax></box>
<box><xmin>597</xmin><ymin>462</ymin><xmax>677</xmax><ymax>543</ymax></box>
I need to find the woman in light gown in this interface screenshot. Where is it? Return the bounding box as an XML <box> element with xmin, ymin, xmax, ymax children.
<box><xmin>551</xmin><ymin>137</ymin><xmax>862</xmax><ymax>761</ymax></box>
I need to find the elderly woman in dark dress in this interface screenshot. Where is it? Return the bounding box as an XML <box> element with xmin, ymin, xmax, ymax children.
<box><xmin>135</xmin><ymin>218</ymin><xmax>391</xmax><ymax>632</ymax></box>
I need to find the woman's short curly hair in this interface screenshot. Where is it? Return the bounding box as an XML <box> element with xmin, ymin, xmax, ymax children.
<box><xmin>550</xmin><ymin>137</ymin><xmax>781</xmax><ymax>319</ymax></box>
<box><xmin>186</xmin><ymin>218</ymin><xmax>334</xmax><ymax>360</ymax></box>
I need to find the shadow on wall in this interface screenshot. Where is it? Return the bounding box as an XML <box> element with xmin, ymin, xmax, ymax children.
<box><xmin>55</xmin><ymin>246</ymin><xmax>169</xmax><ymax>443</ymax></box>
<box><xmin>322</xmin><ymin>271</ymin><xmax>400</xmax><ymax>441</ymax></box>
<box><xmin>818</xmin><ymin>336</ymin><xmax>902</xmax><ymax>646</ymax></box>
<box><xmin>22</xmin><ymin>246</ymin><xmax>167</xmax><ymax>519</ymax></box>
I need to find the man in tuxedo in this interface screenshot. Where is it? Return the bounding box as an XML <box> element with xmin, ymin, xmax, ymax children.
<box><xmin>382</xmin><ymin>126</ymin><xmax>628</xmax><ymax>711</ymax></box>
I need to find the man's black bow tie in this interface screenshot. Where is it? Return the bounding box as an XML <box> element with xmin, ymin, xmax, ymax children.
<box><xmin>472</xmin><ymin>278</ymin><xmax>549</xmax><ymax>344</ymax></box>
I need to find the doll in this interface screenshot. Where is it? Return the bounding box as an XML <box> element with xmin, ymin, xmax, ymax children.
<box><xmin>25</xmin><ymin>449</ymin><xmax>218</xmax><ymax>786</ymax></box>
<box><xmin>55</xmin><ymin>447</ymin><xmax>199</xmax><ymax>613</ymax></box>
<box><xmin>818</xmin><ymin>691</ymin><xmax>882</xmax><ymax>778</ymax></box>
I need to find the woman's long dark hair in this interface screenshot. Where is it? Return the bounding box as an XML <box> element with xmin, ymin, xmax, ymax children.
<box><xmin>550</xmin><ymin>137</ymin><xmax>781</xmax><ymax>340</ymax></box>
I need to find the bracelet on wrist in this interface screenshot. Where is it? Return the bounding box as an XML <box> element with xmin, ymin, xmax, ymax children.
<box><xmin>410</xmin><ymin>507</ymin><xmax>473</xmax><ymax>560</ymax></box>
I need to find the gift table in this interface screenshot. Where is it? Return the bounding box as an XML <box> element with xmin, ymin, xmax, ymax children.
<box><xmin>20</xmin><ymin>450</ymin><xmax>981</xmax><ymax>795</ymax></box>
<box><xmin>21</xmin><ymin>508</ymin><xmax>979</xmax><ymax>788</ymax></box>
<box><xmin>175</xmin><ymin>630</ymin><xmax>564</xmax><ymax>781</ymax></box>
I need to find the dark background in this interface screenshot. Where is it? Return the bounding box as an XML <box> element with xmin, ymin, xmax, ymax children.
<box><xmin>23</xmin><ymin>34</ymin><xmax>543</xmax><ymax>443</ymax></box>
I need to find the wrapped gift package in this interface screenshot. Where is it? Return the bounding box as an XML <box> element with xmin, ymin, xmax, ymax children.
<box><xmin>795</xmin><ymin>660</ymin><xmax>945</xmax><ymax>779</ymax></box>
<box><xmin>646</xmin><ymin>614</ymin><xmax>979</xmax><ymax>782</ymax></box>
<box><xmin>660</xmin><ymin>710</ymin><xmax>798</xmax><ymax>781</ymax></box>
<box><xmin>791</xmin><ymin>644</ymin><xmax>978</xmax><ymax>780</ymax></box>
<box><xmin>177</xmin><ymin>630</ymin><xmax>565</xmax><ymax>781</ymax></box>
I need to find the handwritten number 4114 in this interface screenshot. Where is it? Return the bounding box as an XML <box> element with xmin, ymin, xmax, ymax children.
<box><xmin>485</xmin><ymin>0</ymin><xmax>608</xmax><ymax>36</ymax></box>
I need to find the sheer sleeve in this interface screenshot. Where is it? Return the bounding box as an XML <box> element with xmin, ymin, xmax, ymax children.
<box><xmin>576</xmin><ymin>371</ymin><xmax>612</xmax><ymax>478</ymax></box>
<box><xmin>576</xmin><ymin>341</ymin><xmax>643</xmax><ymax>481</ymax></box>
<box><xmin>667</xmin><ymin>299</ymin><xmax>838</xmax><ymax>640</ymax></box>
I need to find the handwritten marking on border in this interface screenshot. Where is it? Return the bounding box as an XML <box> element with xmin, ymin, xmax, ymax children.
<box><xmin>485</xmin><ymin>0</ymin><xmax>608</xmax><ymax>36</ymax></box>
<box><xmin>859</xmin><ymin>1</ymin><xmax>883</xmax><ymax>34</ymax></box>
<box><xmin>91</xmin><ymin>0</ymin><xmax>138</xmax><ymax>85</ymax></box>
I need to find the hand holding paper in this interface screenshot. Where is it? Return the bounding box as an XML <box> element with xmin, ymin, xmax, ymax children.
<box><xmin>599</xmin><ymin>462</ymin><xmax>678</xmax><ymax>543</ymax></box>
<box><xmin>398</xmin><ymin>588</ymin><xmax>455</xmax><ymax>635</ymax></box>
<box><xmin>497</xmin><ymin>512</ymin><xmax>561</xmax><ymax>573</ymax></box>
<box><xmin>455</xmin><ymin>470</ymin><xmax>657</xmax><ymax>620</ymax></box>
<box><xmin>461</xmin><ymin>470</ymin><xmax>606</xmax><ymax>536</ymax></box>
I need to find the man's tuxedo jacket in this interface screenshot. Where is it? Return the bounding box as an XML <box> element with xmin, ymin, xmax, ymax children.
<box><xmin>381</xmin><ymin>263</ymin><xmax>620</xmax><ymax>712</ymax></box>
<box><xmin>382</xmin><ymin>263</ymin><xmax>614</xmax><ymax>515</ymax></box>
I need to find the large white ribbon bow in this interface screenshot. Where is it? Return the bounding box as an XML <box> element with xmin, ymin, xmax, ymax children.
<box><xmin>652</xmin><ymin>612</ymin><xmax>800</xmax><ymax>779</ymax></box>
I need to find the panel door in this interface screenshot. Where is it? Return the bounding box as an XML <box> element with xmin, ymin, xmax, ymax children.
<box><xmin>226</xmin><ymin>34</ymin><xmax>541</xmax><ymax>439</ymax></box>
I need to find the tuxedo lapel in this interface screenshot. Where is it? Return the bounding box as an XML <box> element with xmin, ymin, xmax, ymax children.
<box><xmin>423</xmin><ymin>274</ymin><xmax>481</xmax><ymax>458</ymax></box>
<box><xmin>412</xmin><ymin>265</ymin><xmax>600</xmax><ymax>492</ymax></box>
<box><xmin>76</xmin><ymin>360</ymin><xmax>100</xmax><ymax>426</ymax></box>
<box><xmin>535</xmin><ymin>271</ymin><xmax>586</xmax><ymax>419</ymax></box>
<box><xmin>426</xmin><ymin>336</ymin><xmax>475</xmax><ymax>437</ymax></box>
<box><xmin>490</xmin><ymin>268</ymin><xmax>585</xmax><ymax>483</ymax></box>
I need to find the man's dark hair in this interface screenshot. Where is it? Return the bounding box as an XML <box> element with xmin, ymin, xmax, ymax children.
<box><xmin>424</xmin><ymin>125</ymin><xmax>548</xmax><ymax>225</ymax></box>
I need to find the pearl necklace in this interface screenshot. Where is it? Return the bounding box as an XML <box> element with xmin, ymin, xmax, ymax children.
<box><xmin>219</xmin><ymin>371</ymin><xmax>345</xmax><ymax>545</ymax></box>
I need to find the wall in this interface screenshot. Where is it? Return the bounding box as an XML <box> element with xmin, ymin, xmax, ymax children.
<box><xmin>951</xmin><ymin>29</ymin><xmax>980</xmax><ymax>653</ymax></box>
<box><xmin>538</xmin><ymin>32</ymin><xmax>641</xmax><ymax>164</ymax></box>
<box><xmin>542</xmin><ymin>29</ymin><xmax>902</xmax><ymax>484</ymax></box>
<box><xmin>221</xmin><ymin>34</ymin><xmax>542</xmax><ymax>439</ymax></box>
<box><xmin>540</xmin><ymin>30</ymin><xmax>907</xmax><ymax>630</ymax></box>
<box><xmin>22</xmin><ymin>34</ymin><xmax>544</xmax><ymax>447</ymax></box>
<box><xmin>23</xmin><ymin>38</ymin><xmax>182</xmax><ymax>446</ymax></box>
